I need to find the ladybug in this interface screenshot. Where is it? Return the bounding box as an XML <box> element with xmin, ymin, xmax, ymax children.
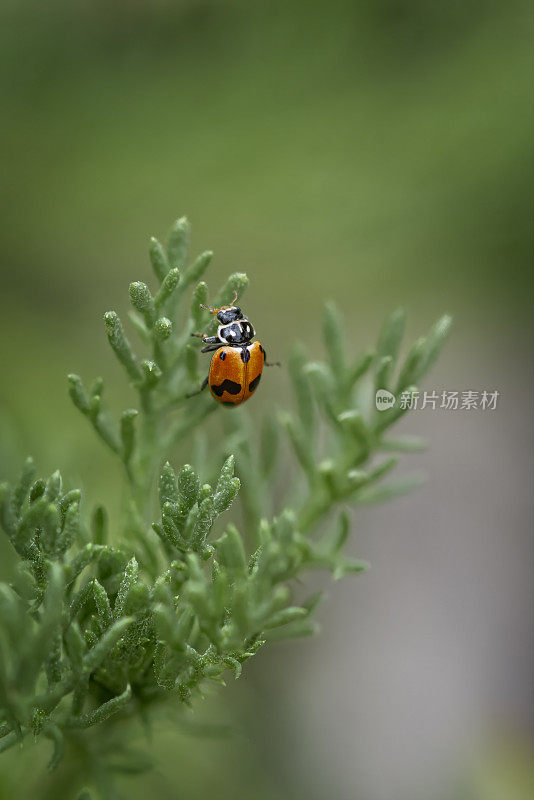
<box><xmin>189</xmin><ymin>292</ymin><xmax>279</xmax><ymax>405</ymax></box>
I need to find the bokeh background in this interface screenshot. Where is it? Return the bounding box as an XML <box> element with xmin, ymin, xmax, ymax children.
<box><xmin>0</xmin><ymin>1</ymin><xmax>533</xmax><ymax>798</ymax></box>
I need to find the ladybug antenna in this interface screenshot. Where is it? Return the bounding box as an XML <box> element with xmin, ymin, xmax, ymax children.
<box><xmin>199</xmin><ymin>303</ymin><xmax>219</xmax><ymax>315</ymax></box>
<box><xmin>199</xmin><ymin>290</ymin><xmax>239</xmax><ymax>315</ymax></box>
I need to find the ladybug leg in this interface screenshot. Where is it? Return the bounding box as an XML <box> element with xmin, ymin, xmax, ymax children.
<box><xmin>186</xmin><ymin>375</ymin><xmax>209</xmax><ymax>398</ymax></box>
<box><xmin>201</xmin><ymin>343</ymin><xmax>225</xmax><ymax>353</ymax></box>
<box><xmin>259</xmin><ymin>346</ymin><xmax>280</xmax><ymax>367</ymax></box>
<box><xmin>191</xmin><ymin>333</ymin><xmax>221</xmax><ymax>344</ymax></box>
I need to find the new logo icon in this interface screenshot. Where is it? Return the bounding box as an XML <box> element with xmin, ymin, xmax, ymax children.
<box><xmin>375</xmin><ymin>389</ymin><xmax>396</xmax><ymax>411</ymax></box>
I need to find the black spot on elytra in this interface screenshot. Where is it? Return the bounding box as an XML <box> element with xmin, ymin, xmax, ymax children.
<box><xmin>259</xmin><ymin>345</ymin><xmax>266</xmax><ymax>360</ymax></box>
<box><xmin>219</xmin><ymin>350</ymin><xmax>226</xmax><ymax>360</ymax></box>
<box><xmin>211</xmin><ymin>379</ymin><xmax>242</xmax><ymax>397</ymax></box>
<box><xmin>240</xmin><ymin>348</ymin><xmax>250</xmax><ymax>363</ymax></box>
<box><xmin>248</xmin><ymin>373</ymin><xmax>262</xmax><ymax>392</ymax></box>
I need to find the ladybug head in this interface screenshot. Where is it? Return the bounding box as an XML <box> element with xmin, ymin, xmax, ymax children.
<box><xmin>200</xmin><ymin>291</ymin><xmax>244</xmax><ymax>324</ymax></box>
<box><xmin>216</xmin><ymin>306</ymin><xmax>242</xmax><ymax>324</ymax></box>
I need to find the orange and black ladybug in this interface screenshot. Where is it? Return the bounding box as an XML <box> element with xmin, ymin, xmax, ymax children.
<box><xmin>189</xmin><ymin>292</ymin><xmax>278</xmax><ymax>406</ymax></box>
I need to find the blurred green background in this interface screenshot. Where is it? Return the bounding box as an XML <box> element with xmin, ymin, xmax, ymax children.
<box><xmin>0</xmin><ymin>1</ymin><xmax>532</xmax><ymax>798</ymax></box>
